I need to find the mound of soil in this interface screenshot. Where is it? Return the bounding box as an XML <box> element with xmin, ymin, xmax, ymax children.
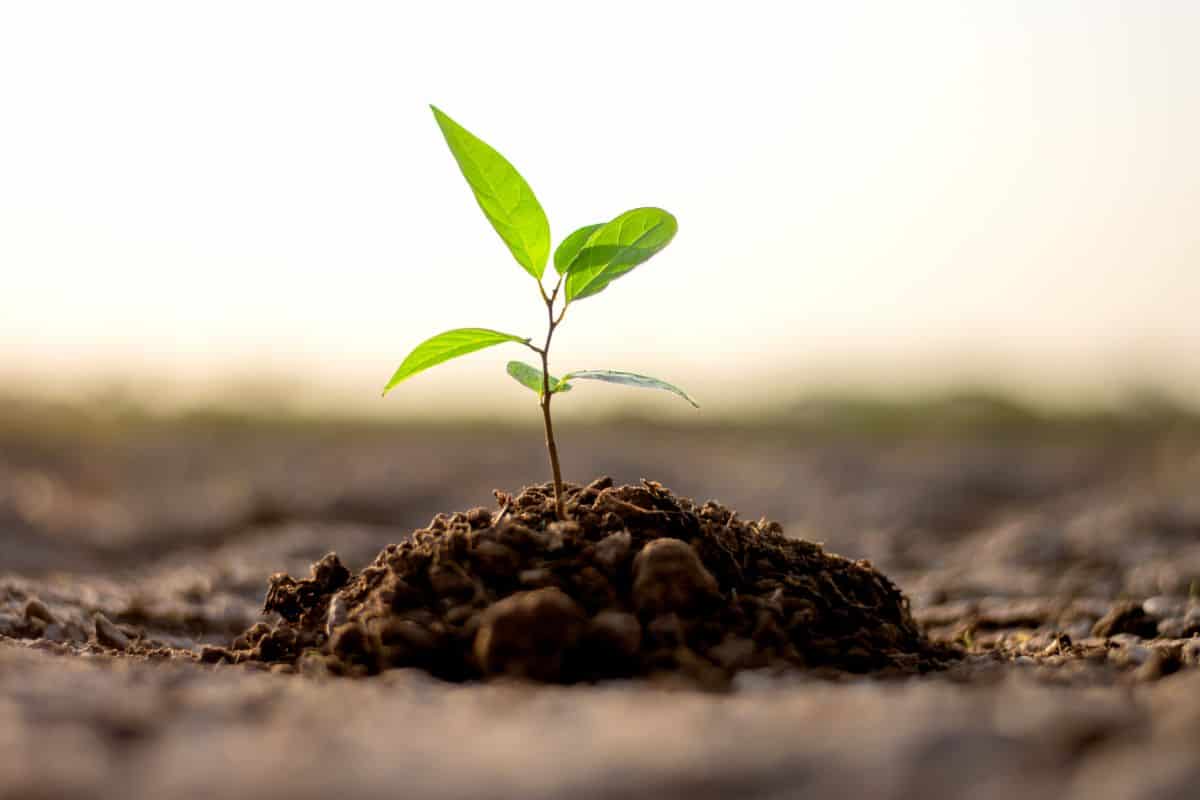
<box><xmin>217</xmin><ymin>479</ymin><xmax>953</xmax><ymax>684</ymax></box>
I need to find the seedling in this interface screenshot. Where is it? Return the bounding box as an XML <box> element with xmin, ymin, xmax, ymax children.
<box><xmin>384</xmin><ymin>106</ymin><xmax>697</xmax><ymax>519</ymax></box>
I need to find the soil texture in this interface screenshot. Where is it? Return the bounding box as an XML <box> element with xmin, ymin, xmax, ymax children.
<box><xmin>216</xmin><ymin>479</ymin><xmax>950</xmax><ymax>683</ymax></box>
<box><xmin>3</xmin><ymin>417</ymin><xmax>1200</xmax><ymax>799</ymax></box>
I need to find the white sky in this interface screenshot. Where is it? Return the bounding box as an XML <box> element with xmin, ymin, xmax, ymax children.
<box><xmin>1</xmin><ymin>1</ymin><xmax>1197</xmax><ymax>412</ymax></box>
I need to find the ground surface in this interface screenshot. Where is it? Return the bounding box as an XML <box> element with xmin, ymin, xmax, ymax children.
<box><xmin>2</xmin><ymin>416</ymin><xmax>1200</xmax><ymax>799</ymax></box>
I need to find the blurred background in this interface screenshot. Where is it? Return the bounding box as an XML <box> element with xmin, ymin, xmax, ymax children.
<box><xmin>1</xmin><ymin>1</ymin><xmax>1198</xmax><ymax>585</ymax></box>
<box><xmin>1</xmin><ymin>1</ymin><xmax>1196</xmax><ymax>419</ymax></box>
<box><xmin>3</xmin><ymin>8</ymin><xmax>1200</xmax><ymax>798</ymax></box>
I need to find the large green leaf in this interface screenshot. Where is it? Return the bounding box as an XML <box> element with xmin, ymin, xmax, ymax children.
<box><xmin>383</xmin><ymin>328</ymin><xmax>529</xmax><ymax>395</ymax></box>
<box><xmin>564</xmin><ymin>207</ymin><xmax>677</xmax><ymax>302</ymax></box>
<box><xmin>553</xmin><ymin>223</ymin><xmax>603</xmax><ymax>276</ymax></box>
<box><xmin>560</xmin><ymin>369</ymin><xmax>698</xmax><ymax>408</ymax></box>
<box><xmin>430</xmin><ymin>106</ymin><xmax>551</xmax><ymax>280</ymax></box>
<box><xmin>505</xmin><ymin>361</ymin><xmax>572</xmax><ymax>395</ymax></box>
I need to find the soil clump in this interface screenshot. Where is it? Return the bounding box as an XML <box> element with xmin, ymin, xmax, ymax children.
<box><xmin>219</xmin><ymin>479</ymin><xmax>954</xmax><ymax>684</ymax></box>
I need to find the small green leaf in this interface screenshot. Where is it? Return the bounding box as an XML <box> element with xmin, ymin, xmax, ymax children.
<box><xmin>564</xmin><ymin>207</ymin><xmax>677</xmax><ymax>303</ymax></box>
<box><xmin>553</xmin><ymin>223</ymin><xmax>603</xmax><ymax>276</ymax></box>
<box><xmin>430</xmin><ymin>105</ymin><xmax>551</xmax><ymax>280</ymax></box>
<box><xmin>383</xmin><ymin>328</ymin><xmax>529</xmax><ymax>395</ymax></box>
<box><xmin>505</xmin><ymin>361</ymin><xmax>572</xmax><ymax>395</ymax></box>
<box><xmin>560</xmin><ymin>369</ymin><xmax>699</xmax><ymax>408</ymax></box>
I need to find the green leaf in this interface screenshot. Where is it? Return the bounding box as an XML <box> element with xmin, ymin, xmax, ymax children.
<box><xmin>383</xmin><ymin>328</ymin><xmax>529</xmax><ymax>395</ymax></box>
<box><xmin>560</xmin><ymin>369</ymin><xmax>699</xmax><ymax>408</ymax></box>
<box><xmin>505</xmin><ymin>361</ymin><xmax>572</xmax><ymax>395</ymax></box>
<box><xmin>564</xmin><ymin>207</ymin><xmax>677</xmax><ymax>303</ymax></box>
<box><xmin>430</xmin><ymin>105</ymin><xmax>551</xmax><ymax>280</ymax></box>
<box><xmin>553</xmin><ymin>223</ymin><xmax>603</xmax><ymax>276</ymax></box>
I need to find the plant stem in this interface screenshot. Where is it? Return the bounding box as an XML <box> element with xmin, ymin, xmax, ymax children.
<box><xmin>540</xmin><ymin>278</ymin><xmax>567</xmax><ymax>520</ymax></box>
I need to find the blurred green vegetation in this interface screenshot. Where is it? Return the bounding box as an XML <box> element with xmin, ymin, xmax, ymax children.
<box><xmin>2</xmin><ymin>384</ymin><xmax>1197</xmax><ymax>445</ymax></box>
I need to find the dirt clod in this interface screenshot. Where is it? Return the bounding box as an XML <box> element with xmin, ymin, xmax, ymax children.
<box><xmin>231</xmin><ymin>481</ymin><xmax>953</xmax><ymax>683</ymax></box>
<box><xmin>475</xmin><ymin>588</ymin><xmax>587</xmax><ymax>681</ymax></box>
<box><xmin>632</xmin><ymin>538</ymin><xmax>720</xmax><ymax>616</ymax></box>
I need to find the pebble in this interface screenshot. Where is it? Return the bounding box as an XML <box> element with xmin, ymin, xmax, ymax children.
<box><xmin>93</xmin><ymin>613</ymin><xmax>131</xmax><ymax>651</ymax></box>
<box><xmin>1092</xmin><ymin>601</ymin><xmax>1158</xmax><ymax>639</ymax></box>
<box><xmin>24</xmin><ymin>598</ymin><xmax>57</xmax><ymax>626</ymax></box>
<box><xmin>1143</xmin><ymin>595</ymin><xmax>1185</xmax><ymax>619</ymax></box>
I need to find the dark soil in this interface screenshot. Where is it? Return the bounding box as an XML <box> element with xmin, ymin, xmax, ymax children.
<box><xmin>215</xmin><ymin>478</ymin><xmax>952</xmax><ymax>684</ymax></box>
<box><xmin>5</xmin><ymin>416</ymin><xmax>1200</xmax><ymax>799</ymax></box>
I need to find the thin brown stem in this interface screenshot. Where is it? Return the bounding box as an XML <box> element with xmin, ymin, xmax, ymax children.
<box><xmin>540</xmin><ymin>276</ymin><xmax>567</xmax><ymax>519</ymax></box>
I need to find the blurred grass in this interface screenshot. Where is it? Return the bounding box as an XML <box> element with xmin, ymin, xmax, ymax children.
<box><xmin>2</xmin><ymin>384</ymin><xmax>1197</xmax><ymax>445</ymax></box>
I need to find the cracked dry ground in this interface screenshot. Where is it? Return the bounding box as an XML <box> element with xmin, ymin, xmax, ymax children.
<box><xmin>2</xmin><ymin>420</ymin><xmax>1200</xmax><ymax>799</ymax></box>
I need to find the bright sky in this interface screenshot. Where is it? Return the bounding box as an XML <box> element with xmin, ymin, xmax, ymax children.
<box><xmin>1</xmin><ymin>2</ymin><xmax>1197</xmax><ymax>412</ymax></box>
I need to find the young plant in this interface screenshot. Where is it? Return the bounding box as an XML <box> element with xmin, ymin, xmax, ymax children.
<box><xmin>384</xmin><ymin>106</ymin><xmax>697</xmax><ymax>519</ymax></box>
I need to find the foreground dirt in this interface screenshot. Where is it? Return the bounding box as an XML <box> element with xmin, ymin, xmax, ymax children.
<box><xmin>2</xmin><ymin>420</ymin><xmax>1200</xmax><ymax>798</ymax></box>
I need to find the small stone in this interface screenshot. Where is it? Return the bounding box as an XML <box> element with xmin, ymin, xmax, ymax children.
<box><xmin>93</xmin><ymin>613</ymin><xmax>130</xmax><ymax>651</ymax></box>
<box><xmin>24</xmin><ymin>598</ymin><xmax>57</xmax><ymax>625</ymax></box>
<box><xmin>474</xmin><ymin>588</ymin><xmax>586</xmax><ymax>681</ymax></box>
<box><xmin>1092</xmin><ymin>601</ymin><xmax>1158</xmax><ymax>639</ymax></box>
<box><xmin>1143</xmin><ymin>595</ymin><xmax>1185</xmax><ymax>619</ymax></box>
<box><xmin>632</xmin><ymin>538</ymin><xmax>720</xmax><ymax>616</ymax></box>
<box><xmin>1182</xmin><ymin>639</ymin><xmax>1200</xmax><ymax>666</ymax></box>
